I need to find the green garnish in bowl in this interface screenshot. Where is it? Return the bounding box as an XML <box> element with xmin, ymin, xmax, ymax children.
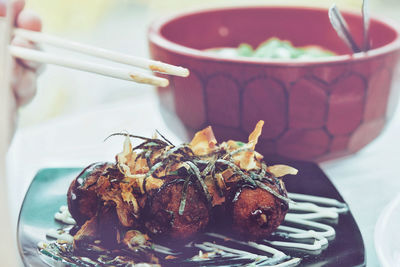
<box><xmin>208</xmin><ymin>37</ymin><xmax>336</xmax><ymax>59</ymax></box>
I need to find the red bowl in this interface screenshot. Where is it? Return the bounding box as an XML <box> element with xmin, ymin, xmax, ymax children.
<box><xmin>148</xmin><ymin>6</ymin><xmax>400</xmax><ymax>162</ymax></box>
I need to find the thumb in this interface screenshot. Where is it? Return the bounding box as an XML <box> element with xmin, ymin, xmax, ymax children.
<box><xmin>0</xmin><ymin>0</ymin><xmax>25</xmax><ymax>21</ymax></box>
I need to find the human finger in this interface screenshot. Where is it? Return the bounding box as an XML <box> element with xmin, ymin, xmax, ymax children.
<box><xmin>0</xmin><ymin>0</ymin><xmax>25</xmax><ymax>23</ymax></box>
<box><xmin>11</xmin><ymin>35</ymin><xmax>43</xmax><ymax>71</ymax></box>
<box><xmin>12</xmin><ymin>0</ymin><xmax>25</xmax><ymax>20</ymax></box>
<box><xmin>17</xmin><ymin>9</ymin><xmax>42</xmax><ymax>31</ymax></box>
<box><xmin>0</xmin><ymin>2</ymin><xmax>5</xmax><ymax>16</ymax></box>
<box><xmin>12</xmin><ymin>63</ymin><xmax>37</xmax><ymax>107</ymax></box>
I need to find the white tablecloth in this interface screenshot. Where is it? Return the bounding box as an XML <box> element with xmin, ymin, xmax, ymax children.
<box><xmin>8</xmin><ymin>92</ymin><xmax>400</xmax><ymax>266</ymax></box>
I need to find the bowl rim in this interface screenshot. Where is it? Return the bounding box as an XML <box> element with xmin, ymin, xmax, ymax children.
<box><xmin>148</xmin><ymin>5</ymin><xmax>400</xmax><ymax>66</ymax></box>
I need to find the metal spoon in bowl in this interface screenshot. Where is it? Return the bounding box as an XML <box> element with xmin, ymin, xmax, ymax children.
<box><xmin>362</xmin><ymin>0</ymin><xmax>371</xmax><ymax>51</ymax></box>
<box><xmin>328</xmin><ymin>4</ymin><xmax>361</xmax><ymax>53</ymax></box>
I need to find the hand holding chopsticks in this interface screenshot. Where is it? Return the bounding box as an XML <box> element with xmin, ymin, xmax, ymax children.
<box><xmin>10</xmin><ymin>28</ymin><xmax>189</xmax><ymax>87</ymax></box>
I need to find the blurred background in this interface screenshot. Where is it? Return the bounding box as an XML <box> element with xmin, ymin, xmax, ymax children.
<box><xmin>18</xmin><ymin>0</ymin><xmax>400</xmax><ymax>130</ymax></box>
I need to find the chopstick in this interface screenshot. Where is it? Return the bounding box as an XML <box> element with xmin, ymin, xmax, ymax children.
<box><xmin>13</xmin><ymin>28</ymin><xmax>189</xmax><ymax>77</ymax></box>
<box><xmin>9</xmin><ymin>45</ymin><xmax>169</xmax><ymax>87</ymax></box>
<box><xmin>328</xmin><ymin>4</ymin><xmax>361</xmax><ymax>53</ymax></box>
<box><xmin>9</xmin><ymin>28</ymin><xmax>190</xmax><ymax>87</ymax></box>
<box><xmin>362</xmin><ymin>0</ymin><xmax>371</xmax><ymax>51</ymax></box>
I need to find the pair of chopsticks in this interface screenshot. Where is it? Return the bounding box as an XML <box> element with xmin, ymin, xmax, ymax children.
<box><xmin>328</xmin><ymin>0</ymin><xmax>370</xmax><ymax>53</ymax></box>
<box><xmin>9</xmin><ymin>28</ymin><xmax>189</xmax><ymax>87</ymax></box>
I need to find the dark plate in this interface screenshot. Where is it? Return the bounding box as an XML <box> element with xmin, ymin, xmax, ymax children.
<box><xmin>18</xmin><ymin>161</ymin><xmax>366</xmax><ymax>266</ymax></box>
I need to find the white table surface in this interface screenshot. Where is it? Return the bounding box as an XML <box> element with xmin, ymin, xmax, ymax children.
<box><xmin>7</xmin><ymin>90</ymin><xmax>400</xmax><ymax>267</ymax></box>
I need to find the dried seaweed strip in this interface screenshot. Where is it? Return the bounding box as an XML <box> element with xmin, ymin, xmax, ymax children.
<box><xmin>163</xmin><ymin>145</ymin><xmax>185</xmax><ymax>159</ymax></box>
<box><xmin>254</xmin><ymin>180</ymin><xmax>293</xmax><ymax>204</ymax></box>
<box><xmin>201</xmin><ymin>159</ymin><xmax>216</xmax><ymax>177</ymax></box>
<box><xmin>211</xmin><ymin>166</ymin><xmax>225</xmax><ymax>197</ymax></box>
<box><xmin>155</xmin><ymin>129</ymin><xmax>174</xmax><ymax>146</ymax></box>
<box><xmin>260</xmin><ymin>176</ymin><xmax>275</xmax><ymax>186</ymax></box>
<box><xmin>270</xmin><ymin>175</ymin><xmax>287</xmax><ymax>197</ymax></box>
<box><xmin>144</xmin><ymin>150</ymin><xmax>153</xmax><ymax>169</ymax></box>
<box><xmin>184</xmin><ymin>161</ymin><xmax>212</xmax><ymax>207</ymax></box>
<box><xmin>106</xmin><ymin>133</ymin><xmax>171</xmax><ymax>151</ymax></box>
<box><xmin>197</xmin><ymin>148</ymin><xmax>224</xmax><ymax>159</ymax></box>
<box><xmin>178</xmin><ymin>145</ymin><xmax>196</xmax><ymax>157</ymax></box>
<box><xmin>260</xmin><ymin>162</ymin><xmax>267</xmax><ymax>177</ymax></box>
<box><xmin>132</xmin><ymin>140</ymin><xmax>164</xmax><ymax>152</ymax></box>
<box><xmin>193</xmin><ymin>159</ymin><xmax>210</xmax><ymax>165</ymax></box>
<box><xmin>229</xmin><ymin>147</ymin><xmax>256</xmax><ymax>157</ymax></box>
<box><xmin>133</xmin><ymin>150</ymin><xmax>146</xmax><ymax>164</ymax></box>
<box><xmin>104</xmin><ymin>166</ymin><xmax>124</xmax><ymax>181</ymax></box>
<box><xmin>145</xmin><ymin>161</ymin><xmax>164</xmax><ymax>178</ymax></box>
<box><xmin>178</xmin><ymin>177</ymin><xmax>191</xmax><ymax>215</ymax></box>
<box><xmin>247</xmin><ymin>170</ymin><xmax>274</xmax><ymax>186</ymax></box>
<box><xmin>105</xmin><ymin>133</ymin><xmax>155</xmax><ymax>142</ymax></box>
<box><xmin>215</xmin><ymin>159</ymin><xmax>256</xmax><ymax>187</ymax></box>
<box><xmin>142</xmin><ymin>176</ymin><xmax>149</xmax><ymax>194</ymax></box>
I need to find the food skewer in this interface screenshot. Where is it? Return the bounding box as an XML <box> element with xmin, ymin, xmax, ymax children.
<box><xmin>9</xmin><ymin>28</ymin><xmax>190</xmax><ymax>87</ymax></box>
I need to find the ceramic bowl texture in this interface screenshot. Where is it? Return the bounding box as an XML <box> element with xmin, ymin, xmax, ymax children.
<box><xmin>148</xmin><ymin>6</ymin><xmax>400</xmax><ymax>161</ymax></box>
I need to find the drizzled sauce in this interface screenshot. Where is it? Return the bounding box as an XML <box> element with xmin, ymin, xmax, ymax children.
<box><xmin>40</xmin><ymin>192</ymin><xmax>348</xmax><ymax>266</ymax></box>
<box><xmin>54</xmin><ymin>206</ymin><xmax>76</xmax><ymax>225</ymax></box>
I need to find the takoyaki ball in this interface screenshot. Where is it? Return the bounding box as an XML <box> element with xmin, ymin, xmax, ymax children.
<box><xmin>73</xmin><ymin>215</ymin><xmax>99</xmax><ymax>250</ymax></box>
<box><xmin>67</xmin><ymin>162</ymin><xmax>113</xmax><ymax>225</ymax></box>
<box><xmin>144</xmin><ymin>179</ymin><xmax>210</xmax><ymax>240</ymax></box>
<box><xmin>73</xmin><ymin>205</ymin><xmax>121</xmax><ymax>250</ymax></box>
<box><xmin>96</xmin><ymin>205</ymin><xmax>122</xmax><ymax>249</ymax></box>
<box><xmin>230</xmin><ymin>184</ymin><xmax>288</xmax><ymax>240</ymax></box>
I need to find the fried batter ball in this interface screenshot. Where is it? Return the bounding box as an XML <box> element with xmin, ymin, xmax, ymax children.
<box><xmin>144</xmin><ymin>179</ymin><xmax>210</xmax><ymax>240</ymax></box>
<box><xmin>67</xmin><ymin>120</ymin><xmax>295</xmax><ymax>248</ymax></box>
<box><xmin>73</xmin><ymin>205</ymin><xmax>121</xmax><ymax>250</ymax></box>
<box><xmin>67</xmin><ymin>162</ymin><xmax>113</xmax><ymax>225</ymax></box>
<box><xmin>230</xmin><ymin>183</ymin><xmax>288</xmax><ymax>240</ymax></box>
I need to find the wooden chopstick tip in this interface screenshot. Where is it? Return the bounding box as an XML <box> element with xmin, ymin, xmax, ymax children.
<box><xmin>129</xmin><ymin>74</ymin><xmax>169</xmax><ymax>87</ymax></box>
<box><xmin>149</xmin><ymin>63</ymin><xmax>190</xmax><ymax>78</ymax></box>
<box><xmin>159</xmin><ymin>78</ymin><xmax>170</xmax><ymax>87</ymax></box>
<box><xmin>180</xmin><ymin>67</ymin><xmax>190</xmax><ymax>77</ymax></box>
